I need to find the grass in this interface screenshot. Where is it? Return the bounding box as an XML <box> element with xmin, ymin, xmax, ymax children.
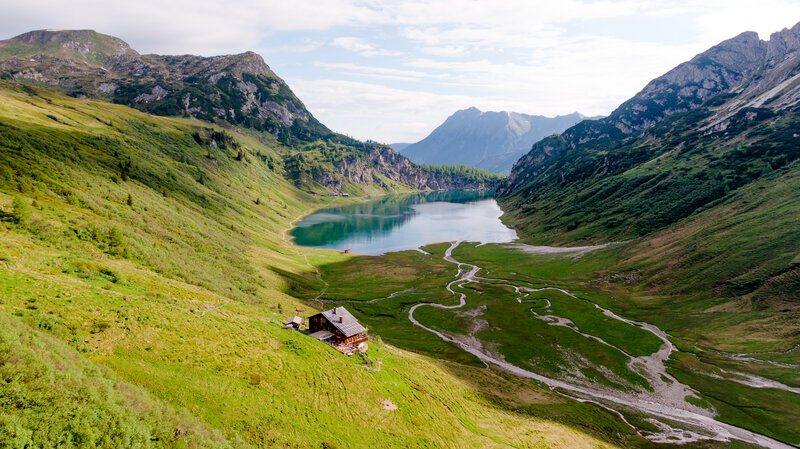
<box><xmin>316</xmin><ymin>237</ymin><xmax>800</xmax><ymax>447</ymax></box>
<box><xmin>668</xmin><ymin>352</ymin><xmax>800</xmax><ymax>445</ymax></box>
<box><xmin>0</xmin><ymin>80</ymin><xmax>639</xmax><ymax>448</ymax></box>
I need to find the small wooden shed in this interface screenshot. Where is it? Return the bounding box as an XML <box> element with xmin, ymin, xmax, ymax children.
<box><xmin>286</xmin><ymin>315</ymin><xmax>303</xmax><ymax>329</ymax></box>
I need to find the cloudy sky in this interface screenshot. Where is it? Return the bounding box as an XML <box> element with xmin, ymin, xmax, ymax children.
<box><xmin>2</xmin><ymin>1</ymin><xmax>800</xmax><ymax>143</ymax></box>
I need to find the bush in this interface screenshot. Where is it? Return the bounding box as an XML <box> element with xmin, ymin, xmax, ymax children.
<box><xmin>106</xmin><ymin>226</ymin><xmax>126</xmax><ymax>256</ymax></box>
<box><xmin>11</xmin><ymin>196</ymin><xmax>31</xmax><ymax>225</ymax></box>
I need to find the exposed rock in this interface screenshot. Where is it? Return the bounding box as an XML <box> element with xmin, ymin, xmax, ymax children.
<box><xmin>0</xmin><ymin>30</ymin><xmax>329</xmax><ymax>141</ymax></box>
<box><xmin>501</xmin><ymin>21</ymin><xmax>800</xmax><ymax>197</ymax></box>
<box><xmin>97</xmin><ymin>82</ymin><xmax>118</xmax><ymax>95</ymax></box>
<box><xmin>134</xmin><ymin>85</ymin><xmax>168</xmax><ymax>104</ymax></box>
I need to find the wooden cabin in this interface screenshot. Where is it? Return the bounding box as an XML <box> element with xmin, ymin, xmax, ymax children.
<box><xmin>285</xmin><ymin>315</ymin><xmax>302</xmax><ymax>329</ymax></box>
<box><xmin>308</xmin><ymin>306</ymin><xmax>367</xmax><ymax>345</ymax></box>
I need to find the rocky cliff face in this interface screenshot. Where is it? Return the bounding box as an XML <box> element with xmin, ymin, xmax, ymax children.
<box><xmin>0</xmin><ymin>30</ymin><xmax>329</xmax><ymax>141</ymax></box>
<box><xmin>501</xmin><ymin>21</ymin><xmax>800</xmax><ymax>196</ymax></box>
<box><xmin>399</xmin><ymin>107</ymin><xmax>589</xmax><ymax>174</ymax></box>
<box><xmin>315</xmin><ymin>146</ymin><xmax>499</xmax><ymax>191</ymax></box>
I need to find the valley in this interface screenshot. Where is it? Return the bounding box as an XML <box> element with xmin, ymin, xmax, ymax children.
<box><xmin>1</xmin><ymin>17</ymin><xmax>800</xmax><ymax>449</ymax></box>
<box><xmin>311</xmin><ymin>237</ymin><xmax>799</xmax><ymax>447</ymax></box>
<box><xmin>0</xmin><ymin>77</ymin><xmax>640</xmax><ymax>449</ymax></box>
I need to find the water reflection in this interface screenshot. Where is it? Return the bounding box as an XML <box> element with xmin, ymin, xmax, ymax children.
<box><xmin>291</xmin><ymin>190</ymin><xmax>518</xmax><ymax>255</ymax></box>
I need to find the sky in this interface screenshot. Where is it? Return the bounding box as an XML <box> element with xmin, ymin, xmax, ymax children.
<box><xmin>2</xmin><ymin>1</ymin><xmax>800</xmax><ymax>143</ymax></box>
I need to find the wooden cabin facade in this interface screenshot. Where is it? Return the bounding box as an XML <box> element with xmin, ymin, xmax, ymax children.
<box><xmin>308</xmin><ymin>306</ymin><xmax>368</xmax><ymax>345</ymax></box>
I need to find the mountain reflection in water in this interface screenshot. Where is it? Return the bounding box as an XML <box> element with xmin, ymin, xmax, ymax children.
<box><xmin>290</xmin><ymin>190</ymin><xmax>518</xmax><ymax>255</ymax></box>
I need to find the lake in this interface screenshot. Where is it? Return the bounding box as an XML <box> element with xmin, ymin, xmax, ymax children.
<box><xmin>290</xmin><ymin>191</ymin><xmax>518</xmax><ymax>255</ymax></box>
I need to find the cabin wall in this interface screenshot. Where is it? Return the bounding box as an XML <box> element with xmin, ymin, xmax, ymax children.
<box><xmin>343</xmin><ymin>334</ymin><xmax>368</xmax><ymax>345</ymax></box>
<box><xmin>309</xmin><ymin>315</ymin><xmax>342</xmax><ymax>337</ymax></box>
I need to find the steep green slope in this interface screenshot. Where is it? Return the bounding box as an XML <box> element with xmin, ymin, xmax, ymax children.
<box><xmin>497</xmin><ymin>23</ymin><xmax>800</xmax><ymax>308</ymax></box>
<box><xmin>500</xmin><ymin>105</ymin><xmax>799</xmax><ymax>242</ymax></box>
<box><xmin>0</xmin><ymin>81</ymin><xmax>621</xmax><ymax>448</ymax></box>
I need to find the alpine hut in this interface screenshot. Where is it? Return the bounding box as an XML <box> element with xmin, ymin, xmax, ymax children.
<box><xmin>308</xmin><ymin>306</ymin><xmax>367</xmax><ymax>345</ymax></box>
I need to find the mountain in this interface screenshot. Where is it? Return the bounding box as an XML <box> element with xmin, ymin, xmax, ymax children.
<box><xmin>501</xmin><ymin>22</ymin><xmax>800</xmax><ymax>197</ymax></box>
<box><xmin>0</xmin><ymin>30</ymin><xmax>330</xmax><ymax>143</ymax></box>
<box><xmin>0</xmin><ymin>30</ymin><xmax>501</xmax><ymax>193</ymax></box>
<box><xmin>498</xmin><ymin>22</ymin><xmax>800</xmax><ymax>311</ymax></box>
<box><xmin>389</xmin><ymin>142</ymin><xmax>411</xmax><ymax>152</ymax></box>
<box><xmin>398</xmin><ymin>108</ymin><xmax>591</xmax><ymax>174</ymax></box>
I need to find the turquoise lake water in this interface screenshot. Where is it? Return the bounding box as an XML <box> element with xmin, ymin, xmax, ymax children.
<box><xmin>290</xmin><ymin>190</ymin><xmax>518</xmax><ymax>255</ymax></box>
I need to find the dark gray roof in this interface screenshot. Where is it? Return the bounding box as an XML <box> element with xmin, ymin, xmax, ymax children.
<box><xmin>319</xmin><ymin>306</ymin><xmax>366</xmax><ymax>337</ymax></box>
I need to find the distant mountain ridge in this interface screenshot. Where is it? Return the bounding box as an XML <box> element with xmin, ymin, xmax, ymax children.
<box><xmin>395</xmin><ymin>108</ymin><xmax>592</xmax><ymax>174</ymax></box>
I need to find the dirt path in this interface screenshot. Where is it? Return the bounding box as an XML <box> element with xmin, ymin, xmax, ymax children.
<box><xmin>406</xmin><ymin>241</ymin><xmax>793</xmax><ymax>449</ymax></box>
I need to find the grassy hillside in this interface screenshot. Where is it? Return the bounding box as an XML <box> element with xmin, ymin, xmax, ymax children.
<box><xmin>0</xmin><ymin>81</ymin><xmax>626</xmax><ymax>448</ymax></box>
<box><xmin>498</xmin><ymin>101</ymin><xmax>800</xmax><ymax>314</ymax></box>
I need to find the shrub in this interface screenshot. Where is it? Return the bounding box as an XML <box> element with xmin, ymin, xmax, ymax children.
<box><xmin>11</xmin><ymin>196</ymin><xmax>31</xmax><ymax>225</ymax></box>
<box><xmin>106</xmin><ymin>226</ymin><xmax>126</xmax><ymax>256</ymax></box>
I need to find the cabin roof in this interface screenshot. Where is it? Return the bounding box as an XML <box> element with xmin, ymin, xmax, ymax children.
<box><xmin>309</xmin><ymin>330</ymin><xmax>335</xmax><ymax>341</ymax></box>
<box><xmin>314</xmin><ymin>306</ymin><xmax>367</xmax><ymax>337</ymax></box>
<box><xmin>286</xmin><ymin>316</ymin><xmax>302</xmax><ymax>325</ymax></box>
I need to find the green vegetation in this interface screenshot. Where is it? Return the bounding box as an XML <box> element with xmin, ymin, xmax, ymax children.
<box><xmin>0</xmin><ymin>310</ymin><xmax>238</xmax><ymax>449</ymax></box>
<box><xmin>0</xmin><ymin>80</ymin><xmax>630</xmax><ymax>448</ymax></box>
<box><xmin>501</xmin><ymin>106</ymin><xmax>800</xmax><ymax>245</ymax></box>
<box><xmin>419</xmin><ymin>163</ymin><xmax>505</xmax><ymax>184</ymax></box>
<box><xmin>317</xmin><ymin>239</ymin><xmax>800</xmax><ymax>446</ymax></box>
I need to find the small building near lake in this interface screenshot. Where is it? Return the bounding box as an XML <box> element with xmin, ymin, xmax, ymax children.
<box><xmin>308</xmin><ymin>306</ymin><xmax>367</xmax><ymax>345</ymax></box>
<box><xmin>285</xmin><ymin>315</ymin><xmax>303</xmax><ymax>329</ymax></box>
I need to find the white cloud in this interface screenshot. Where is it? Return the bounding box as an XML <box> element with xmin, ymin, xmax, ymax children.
<box><xmin>419</xmin><ymin>45</ymin><xmax>469</xmax><ymax>57</ymax></box>
<box><xmin>0</xmin><ymin>0</ymin><xmax>384</xmax><ymax>55</ymax></box>
<box><xmin>331</xmin><ymin>37</ymin><xmax>404</xmax><ymax>56</ymax></box>
<box><xmin>2</xmin><ymin>0</ymin><xmax>799</xmax><ymax>142</ymax></box>
<box><xmin>332</xmin><ymin>37</ymin><xmax>376</xmax><ymax>53</ymax></box>
<box><xmin>289</xmin><ymin>79</ymin><xmax>482</xmax><ymax>142</ymax></box>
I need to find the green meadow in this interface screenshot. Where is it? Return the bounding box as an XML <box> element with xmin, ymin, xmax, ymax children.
<box><xmin>0</xmin><ymin>81</ymin><xmax>650</xmax><ymax>449</ymax></box>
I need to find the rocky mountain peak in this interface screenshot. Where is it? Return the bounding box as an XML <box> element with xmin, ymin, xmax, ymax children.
<box><xmin>0</xmin><ymin>29</ymin><xmax>137</xmax><ymax>64</ymax></box>
<box><xmin>0</xmin><ymin>29</ymin><xmax>327</xmax><ymax>142</ymax></box>
<box><xmin>502</xmin><ymin>20</ymin><xmax>800</xmax><ymax>198</ymax></box>
<box><xmin>766</xmin><ymin>22</ymin><xmax>800</xmax><ymax>65</ymax></box>
<box><xmin>398</xmin><ymin>107</ymin><xmax>589</xmax><ymax>174</ymax></box>
<box><xmin>194</xmin><ymin>50</ymin><xmax>275</xmax><ymax>79</ymax></box>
